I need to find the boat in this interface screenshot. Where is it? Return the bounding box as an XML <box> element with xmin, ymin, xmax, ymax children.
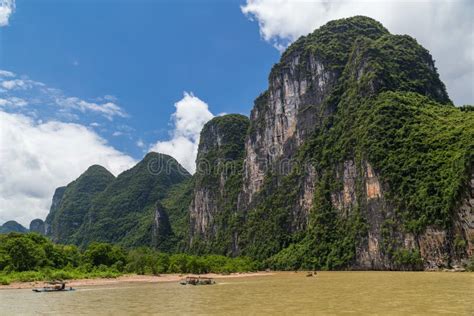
<box><xmin>180</xmin><ymin>276</ymin><xmax>215</xmax><ymax>286</ymax></box>
<box><xmin>32</xmin><ymin>281</ymin><xmax>75</xmax><ymax>292</ymax></box>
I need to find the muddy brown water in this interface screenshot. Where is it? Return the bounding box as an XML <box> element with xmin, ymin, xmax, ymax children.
<box><xmin>1</xmin><ymin>271</ymin><xmax>472</xmax><ymax>315</ymax></box>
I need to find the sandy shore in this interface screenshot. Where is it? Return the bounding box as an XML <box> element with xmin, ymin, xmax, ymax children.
<box><xmin>0</xmin><ymin>272</ymin><xmax>274</xmax><ymax>290</ymax></box>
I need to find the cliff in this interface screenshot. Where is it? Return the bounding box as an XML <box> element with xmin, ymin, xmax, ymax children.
<box><xmin>190</xmin><ymin>16</ymin><xmax>473</xmax><ymax>270</ymax></box>
<box><xmin>189</xmin><ymin>114</ymin><xmax>250</xmax><ymax>255</ymax></box>
<box><xmin>29</xmin><ymin>219</ymin><xmax>45</xmax><ymax>235</ymax></box>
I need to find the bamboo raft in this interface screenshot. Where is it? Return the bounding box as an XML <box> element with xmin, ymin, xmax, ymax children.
<box><xmin>180</xmin><ymin>276</ymin><xmax>215</xmax><ymax>286</ymax></box>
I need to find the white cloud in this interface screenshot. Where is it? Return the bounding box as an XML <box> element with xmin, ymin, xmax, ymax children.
<box><xmin>0</xmin><ymin>0</ymin><xmax>14</xmax><ymax>27</ymax></box>
<box><xmin>56</xmin><ymin>97</ymin><xmax>127</xmax><ymax>120</ymax></box>
<box><xmin>241</xmin><ymin>0</ymin><xmax>474</xmax><ymax>105</ymax></box>
<box><xmin>150</xmin><ymin>92</ymin><xmax>214</xmax><ymax>173</ymax></box>
<box><xmin>0</xmin><ymin>70</ymin><xmax>15</xmax><ymax>77</ymax></box>
<box><xmin>0</xmin><ymin>70</ymin><xmax>128</xmax><ymax>120</ymax></box>
<box><xmin>0</xmin><ymin>110</ymin><xmax>136</xmax><ymax>226</ymax></box>
<box><xmin>0</xmin><ymin>96</ymin><xmax>27</xmax><ymax>107</ymax></box>
<box><xmin>1</xmin><ymin>79</ymin><xmax>32</xmax><ymax>90</ymax></box>
<box><xmin>136</xmin><ymin>139</ymin><xmax>145</xmax><ymax>148</ymax></box>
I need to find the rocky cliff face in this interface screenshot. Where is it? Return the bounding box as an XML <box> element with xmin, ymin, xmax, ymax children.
<box><xmin>189</xmin><ymin>114</ymin><xmax>249</xmax><ymax>254</ymax></box>
<box><xmin>44</xmin><ymin>186</ymin><xmax>66</xmax><ymax>236</ymax></box>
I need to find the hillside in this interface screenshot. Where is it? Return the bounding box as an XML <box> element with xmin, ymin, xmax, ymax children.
<box><xmin>40</xmin><ymin>153</ymin><xmax>190</xmax><ymax>250</ymax></box>
<box><xmin>0</xmin><ymin>221</ymin><xmax>28</xmax><ymax>234</ymax></box>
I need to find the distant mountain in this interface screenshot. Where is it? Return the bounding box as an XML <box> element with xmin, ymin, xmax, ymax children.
<box><xmin>45</xmin><ymin>165</ymin><xmax>115</xmax><ymax>244</ymax></box>
<box><xmin>44</xmin><ymin>152</ymin><xmax>191</xmax><ymax>250</ymax></box>
<box><xmin>0</xmin><ymin>221</ymin><xmax>28</xmax><ymax>234</ymax></box>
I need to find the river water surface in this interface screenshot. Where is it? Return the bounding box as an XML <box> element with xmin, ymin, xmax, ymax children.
<box><xmin>1</xmin><ymin>272</ymin><xmax>472</xmax><ymax>315</ymax></box>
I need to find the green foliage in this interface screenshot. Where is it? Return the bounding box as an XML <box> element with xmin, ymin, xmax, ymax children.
<box><xmin>189</xmin><ymin>114</ymin><xmax>250</xmax><ymax>254</ymax></box>
<box><xmin>0</xmin><ymin>233</ymin><xmax>260</xmax><ymax>284</ymax></box>
<box><xmin>465</xmin><ymin>256</ymin><xmax>474</xmax><ymax>272</ymax></box>
<box><xmin>392</xmin><ymin>249</ymin><xmax>423</xmax><ymax>269</ymax></box>
<box><xmin>279</xmin><ymin>16</ymin><xmax>389</xmax><ymax>76</ymax></box>
<box><xmin>5</xmin><ymin>235</ymin><xmax>46</xmax><ymax>271</ymax></box>
<box><xmin>73</xmin><ymin>152</ymin><xmax>190</xmax><ymax>248</ymax></box>
<box><xmin>83</xmin><ymin>242</ymin><xmax>126</xmax><ymax>267</ymax></box>
<box><xmin>46</xmin><ymin>165</ymin><xmax>115</xmax><ymax>244</ymax></box>
<box><xmin>357</xmin><ymin>92</ymin><xmax>473</xmax><ymax>231</ymax></box>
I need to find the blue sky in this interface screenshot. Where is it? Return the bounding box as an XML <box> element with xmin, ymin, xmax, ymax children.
<box><xmin>0</xmin><ymin>0</ymin><xmax>472</xmax><ymax>225</ymax></box>
<box><xmin>1</xmin><ymin>0</ymin><xmax>278</xmax><ymax>159</ymax></box>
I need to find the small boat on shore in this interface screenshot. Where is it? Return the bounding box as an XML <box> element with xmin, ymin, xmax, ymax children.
<box><xmin>32</xmin><ymin>281</ymin><xmax>75</xmax><ymax>292</ymax></box>
<box><xmin>180</xmin><ymin>276</ymin><xmax>215</xmax><ymax>286</ymax></box>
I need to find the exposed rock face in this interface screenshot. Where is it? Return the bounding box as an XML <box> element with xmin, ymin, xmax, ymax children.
<box><xmin>29</xmin><ymin>219</ymin><xmax>45</xmax><ymax>235</ymax></box>
<box><xmin>152</xmin><ymin>202</ymin><xmax>172</xmax><ymax>249</ymax></box>
<box><xmin>240</xmin><ymin>53</ymin><xmax>338</xmax><ymax>207</ymax></box>
<box><xmin>189</xmin><ymin>114</ymin><xmax>249</xmax><ymax>253</ymax></box>
<box><xmin>44</xmin><ymin>186</ymin><xmax>66</xmax><ymax>236</ymax></box>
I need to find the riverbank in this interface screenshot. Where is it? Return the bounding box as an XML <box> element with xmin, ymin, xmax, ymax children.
<box><xmin>0</xmin><ymin>272</ymin><xmax>274</xmax><ymax>290</ymax></box>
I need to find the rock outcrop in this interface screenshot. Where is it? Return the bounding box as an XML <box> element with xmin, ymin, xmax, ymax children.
<box><xmin>189</xmin><ymin>114</ymin><xmax>249</xmax><ymax>254</ymax></box>
<box><xmin>29</xmin><ymin>219</ymin><xmax>45</xmax><ymax>235</ymax></box>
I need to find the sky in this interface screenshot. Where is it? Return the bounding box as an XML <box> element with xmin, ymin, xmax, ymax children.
<box><xmin>0</xmin><ymin>0</ymin><xmax>472</xmax><ymax>226</ymax></box>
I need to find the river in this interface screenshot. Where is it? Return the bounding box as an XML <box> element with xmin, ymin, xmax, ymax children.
<box><xmin>1</xmin><ymin>272</ymin><xmax>472</xmax><ymax>315</ymax></box>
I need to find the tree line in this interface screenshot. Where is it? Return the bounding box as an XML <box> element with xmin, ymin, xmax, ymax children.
<box><xmin>0</xmin><ymin>233</ymin><xmax>260</xmax><ymax>285</ymax></box>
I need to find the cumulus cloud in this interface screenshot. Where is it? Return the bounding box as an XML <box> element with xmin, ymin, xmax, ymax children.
<box><xmin>241</xmin><ymin>0</ymin><xmax>474</xmax><ymax>105</ymax></box>
<box><xmin>0</xmin><ymin>110</ymin><xmax>136</xmax><ymax>226</ymax></box>
<box><xmin>150</xmin><ymin>92</ymin><xmax>214</xmax><ymax>173</ymax></box>
<box><xmin>0</xmin><ymin>0</ymin><xmax>14</xmax><ymax>27</ymax></box>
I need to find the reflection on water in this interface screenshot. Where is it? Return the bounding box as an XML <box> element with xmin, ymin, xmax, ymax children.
<box><xmin>1</xmin><ymin>272</ymin><xmax>473</xmax><ymax>315</ymax></box>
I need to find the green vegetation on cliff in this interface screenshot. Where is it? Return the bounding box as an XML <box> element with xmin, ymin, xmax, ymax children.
<box><xmin>190</xmin><ymin>114</ymin><xmax>250</xmax><ymax>255</ymax></box>
<box><xmin>238</xmin><ymin>16</ymin><xmax>472</xmax><ymax>270</ymax></box>
<box><xmin>0</xmin><ymin>221</ymin><xmax>28</xmax><ymax>234</ymax></box>
<box><xmin>46</xmin><ymin>165</ymin><xmax>115</xmax><ymax>244</ymax></box>
<box><xmin>76</xmin><ymin>152</ymin><xmax>190</xmax><ymax>248</ymax></box>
